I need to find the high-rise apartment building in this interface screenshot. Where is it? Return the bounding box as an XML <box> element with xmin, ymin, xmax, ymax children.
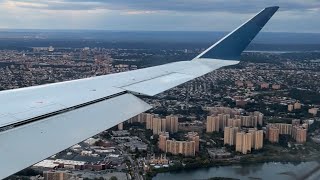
<box><xmin>187</xmin><ymin>132</ymin><xmax>200</xmax><ymax>152</ymax></box>
<box><xmin>236</xmin><ymin>132</ymin><xmax>252</xmax><ymax>154</ymax></box>
<box><xmin>152</xmin><ymin>117</ymin><xmax>163</xmax><ymax>135</ymax></box>
<box><xmin>166</xmin><ymin>115</ymin><xmax>179</xmax><ymax>133</ymax></box>
<box><xmin>159</xmin><ymin>132</ymin><xmax>170</xmax><ymax>151</ymax></box>
<box><xmin>292</xmin><ymin>126</ymin><xmax>307</xmax><ymax>143</ymax></box>
<box><xmin>206</xmin><ymin>116</ymin><xmax>220</xmax><ymax>132</ymax></box>
<box><xmin>267</xmin><ymin>125</ymin><xmax>279</xmax><ymax>143</ymax></box>
<box><xmin>146</xmin><ymin>114</ymin><xmax>155</xmax><ymax>130</ymax></box>
<box><xmin>166</xmin><ymin>140</ymin><xmax>195</xmax><ymax>156</ymax></box>
<box><xmin>224</xmin><ymin>126</ymin><xmax>239</xmax><ymax>146</ymax></box>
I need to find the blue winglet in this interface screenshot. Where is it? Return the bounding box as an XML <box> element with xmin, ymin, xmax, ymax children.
<box><xmin>194</xmin><ymin>6</ymin><xmax>279</xmax><ymax>60</ymax></box>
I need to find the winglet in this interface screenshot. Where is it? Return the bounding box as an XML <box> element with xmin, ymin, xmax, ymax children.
<box><xmin>194</xmin><ymin>6</ymin><xmax>279</xmax><ymax>60</ymax></box>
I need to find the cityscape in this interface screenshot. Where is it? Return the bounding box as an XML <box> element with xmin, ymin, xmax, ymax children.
<box><xmin>1</xmin><ymin>40</ymin><xmax>319</xmax><ymax>180</ymax></box>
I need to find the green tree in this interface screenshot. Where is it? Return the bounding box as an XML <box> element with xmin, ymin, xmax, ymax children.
<box><xmin>110</xmin><ymin>176</ymin><xmax>118</xmax><ymax>180</ymax></box>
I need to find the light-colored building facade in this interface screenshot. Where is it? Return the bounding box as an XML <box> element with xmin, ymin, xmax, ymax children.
<box><xmin>187</xmin><ymin>132</ymin><xmax>200</xmax><ymax>152</ymax></box>
<box><xmin>166</xmin><ymin>115</ymin><xmax>179</xmax><ymax>133</ymax></box>
<box><xmin>236</xmin><ymin>132</ymin><xmax>252</xmax><ymax>154</ymax></box>
<box><xmin>206</xmin><ymin>116</ymin><xmax>220</xmax><ymax>132</ymax></box>
<box><xmin>118</xmin><ymin>123</ymin><xmax>123</xmax><ymax>130</ymax></box>
<box><xmin>267</xmin><ymin>126</ymin><xmax>279</xmax><ymax>143</ymax></box>
<box><xmin>224</xmin><ymin>126</ymin><xmax>239</xmax><ymax>146</ymax></box>
<box><xmin>166</xmin><ymin>140</ymin><xmax>195</xmax><ymax>156</ymax></box>
<box><xmin>159</xmin><ymin>132</ymin><xmax>170</xmax><ymax>152</ymax></box>
<box><xmin>292</xmin><ymin>126</ymin><xmax>307</xmax><ymax>144</ymax></box>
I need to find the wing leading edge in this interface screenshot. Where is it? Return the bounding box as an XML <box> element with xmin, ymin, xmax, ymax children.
<box><xmin>0</xmin><ymin>6</ymin><xmax>278</xmax><ymax>179</ymax></box>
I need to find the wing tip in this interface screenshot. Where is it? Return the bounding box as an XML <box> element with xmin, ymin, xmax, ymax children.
<box><xmin>193</xmin><ymin>6</ymin><xmax>279</xmax><ymax>61</ymax></box>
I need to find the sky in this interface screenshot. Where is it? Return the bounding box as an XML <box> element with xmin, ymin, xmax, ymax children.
<box><xmin>0</xmin><ymin>0</ymin><xmax>319</xmax><ymax>33</ymax></box>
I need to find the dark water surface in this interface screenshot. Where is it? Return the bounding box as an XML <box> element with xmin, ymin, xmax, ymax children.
<box><xmin>153</xmin><ymin>161</ymin><xmax>319</xmax><ymax>180</ymax></box>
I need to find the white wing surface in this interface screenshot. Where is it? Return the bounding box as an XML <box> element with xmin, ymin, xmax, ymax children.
<box><xmin>0</xmin><ymin>6</ymin><xmax>279</xmax><ymax>179</ymax></box>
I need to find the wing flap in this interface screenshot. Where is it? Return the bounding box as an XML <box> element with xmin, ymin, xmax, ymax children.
<box><xmin>0</xmin><ymin>93</ymin><xmax>151</xmax><ymax>179</ymax></box>
<box><xmin>122</xmin><ymin>59</ymin><xmax>239</xmax><ymax>96</ymax></box>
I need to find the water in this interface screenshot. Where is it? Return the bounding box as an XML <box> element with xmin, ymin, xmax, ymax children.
<box><xmin>153</xmin><ymin>161</ymin><xmax>319</xmax><ymax>180</ymax></box>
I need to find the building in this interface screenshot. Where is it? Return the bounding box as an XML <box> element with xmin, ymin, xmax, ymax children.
<box><xmin>288</xmin><ymin>104</ymin><xmax>294</xmax><ymax>112</ymax></box>
<box><xmin>165</xmin><ymin>115</ymin><xmax>179</xmax><ymax>133</ymax></box>
<box><xmin>227</xmin><ymin>118</ymin><xmax>241</xmax><ymax>128</ymax></box>
<box><xmin>166</xmin><ymin>140</ymin><xmax>195</xmax><ymax>156</ymax></box>
<box><xmin>272</xmin><ymin>123</ymin><xmax>292</xmax><ymax>135</ymax></box>
<box><xmin>161</xmin><ymin>118</ymin><xmax>167</xmax><ymax>132</ymax></box>
<box><xmin>146</xmin><ymin>114</ymin><xmax>178</xmax><ymax>134</ymax></box>
<box><xmin>309</xmin><ymin>108</ymin><xmax>318</xmax><ymax>116</ymax></box>
<box><xmin>128</xmin><ymin>113</ymin><xmax>148</xmax><ymax>124</ymax></box>
<box><xmin>224</xmin><ymin>127</ymin><xmax>239</xmax><ymax>146</ymax></box>
<box><xmin>149</xmin><ymin>154</ymin><xmax>169</xmax><ymax>166</ymax></box>
<box><xmin>118</xmin><ymin>123</ymin><xmax>123</xmax><ymax>130</ymax></box>
<box><xmin>219</xmin><ymin>114</ymin><xmax>230</xmax><ymax>130</ymax></box>
<box><xmin>151</xmin><ymin>118</ymin><xmax>163</xmax><ymax>134</ymax></box>
<box><xmin>267</xmin><ymin>126</ymin><xmax>280</xmax><ymax>143</ymax></box>
<box><xmin>43</xmin><ymin>171</ymin><xmax>78</xmax><ymax>180</ymax></box>
<box><xmin>207</xmin><ymin>148</ymin><xmax>232</xmax><ymax>159</ymax></box>
<box><xmin>241</xmin><ymin>116</ymin><xmax>257</xmax><ymax>127</ymax></box>
<box><xmin>260</xmin><ymin>83</ymin><xmax>269</xmax><ymax>89</ymax></box>
<box><xmin>236</xmin><ymin>100</ymin><xmax>247</xmax><ymax>107</ymax></box>
<box><xmin>236</xmin><ymin>132</ymin><xmax>252</xmax><ymax>154</ymax></box>
<box><xmin>159</xmin><ymin>132</ymin><xmax>197</xmax><ymax>156</ymax></box>
<box><xmin>158</xmin><ymin>132</ymin><xmax>169</xmax><ymax>152</ymax></box>
<box><xmin>187</xmin><ymin>132</ymin><xmax>200</xmax><ymax>152</ymax></box>
<box><xmin>254</xmin><ymin>130</ymin><xmax>263</xmax><ymax>150</ymax></box>
<box><xmin>292</xmin><ymin>126</ymin><xmax>307</xmax><ymax>143</ymax></box>
<box><xmin>294</xmin><ymin>102</ymin><xmax>302</xmax><ymax>110</ymax></box>
<box><xmin>146</xmin><ymin>114</ymin><xmax>155</xmax><ymax>129</ymax></box>
<box><xmin>272</xmin><ymin>84</ymin><xmax>281</xmax><ymax>90</ymax></box>
<box><xmin>253</xmin><ymin>111</ymin><xmax>264</xmax><ymax>126</ymax></box>
<box><xmin>206</xmin><ymin>116</ymin><xmax>219</xmax><ymax>132</ymax></box>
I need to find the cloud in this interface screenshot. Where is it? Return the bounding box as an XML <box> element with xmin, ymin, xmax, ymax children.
<box><xmin>0</xmin><ymin>0</ymin><xmax>319</xmax><ymax>32</ymax></box>
<box><xmin>124</xmin><ymin>10</ymin><xmax>158</xmax><ymax>15</ymax></box>
<box><xmin>8</xmin><ymin>0</ymin><xmax>320</xmax><ymax>13</ymax></box>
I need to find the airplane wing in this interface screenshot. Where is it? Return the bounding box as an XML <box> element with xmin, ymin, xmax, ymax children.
<box><xmin>0</xmin><ymin>6</ymin><xmax>279</xmax><ymax>179</ymax></box>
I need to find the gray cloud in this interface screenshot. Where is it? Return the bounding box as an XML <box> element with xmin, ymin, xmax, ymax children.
<box><xmin>10</xmin><ymin>0</ymin><xmax>320</xmax><ymax>13</ymax></box>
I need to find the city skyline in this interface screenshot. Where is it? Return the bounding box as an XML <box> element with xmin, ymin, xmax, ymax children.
<box><xmin>0</xmin><ymin>1</ymin><xmax>319</xmax><ymax>33</ymax></box>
